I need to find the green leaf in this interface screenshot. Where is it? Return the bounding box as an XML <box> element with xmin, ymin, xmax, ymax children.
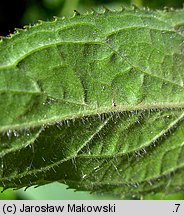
<box><xmin>0</xmin><ymin>6</ymin><xmax>184</xmax><ymax>198</ymax></box>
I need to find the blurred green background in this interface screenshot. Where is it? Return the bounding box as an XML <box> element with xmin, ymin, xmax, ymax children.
<box><xmin>0</xmin><ymin>0</ymin><xmax>184</xmax><ymax>200</ymax></box>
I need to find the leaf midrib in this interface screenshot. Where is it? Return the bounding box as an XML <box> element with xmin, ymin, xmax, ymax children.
<box><xmin>1</xmin><ymin>104</ymin><xmax>184</xmax><ymax>132</ymax></box>
<box><xmin>1</xmin><ymin>24</ymin><xmax>184</xmax><ymax>131</ymax></box>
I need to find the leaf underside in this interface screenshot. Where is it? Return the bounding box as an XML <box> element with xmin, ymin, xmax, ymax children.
<box><xmin>0</xmin><ymin>6</ymin><xmax>184</xmax><ymax>199</ymax></box>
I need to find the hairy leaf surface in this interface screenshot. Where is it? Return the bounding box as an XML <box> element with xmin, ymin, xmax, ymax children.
<box><xmin>0</xmin><ymin>7</ymin><xmax>184</xmax><ymax>198</ymax></box>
